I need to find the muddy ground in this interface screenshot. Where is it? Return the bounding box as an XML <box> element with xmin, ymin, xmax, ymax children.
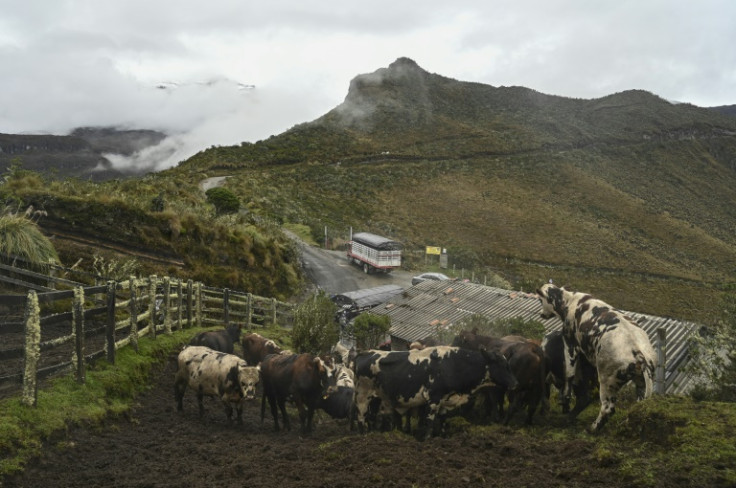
<box><xmin>3</xmin><ymin>353</ymin><xmax>687</xmax><ymax>488</ymax></box>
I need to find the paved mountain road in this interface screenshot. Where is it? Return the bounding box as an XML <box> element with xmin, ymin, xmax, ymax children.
<box><xmin>291</xmin><ymin>235</ymin><xmax>413</xmax><ymax>296</ymax></box>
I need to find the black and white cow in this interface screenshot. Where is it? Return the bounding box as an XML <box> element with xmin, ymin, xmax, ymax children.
<box><xmin>354</xmin><ymin>346</ymin><xmax>518</xmax><ymax>439</ymax></box>
<box><xmin>174</xmin><ymin>346</ymin><xmax>260</xmax><ymax>423</ymax></box>
<box><xmin>537</xmin><ymin>283</ymin><xmax>656</xmax><ymax>432</ymax></box>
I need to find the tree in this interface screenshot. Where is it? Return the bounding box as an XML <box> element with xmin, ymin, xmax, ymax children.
<box><xmin>205</xmin><ymin>187</ymin><xmax>240</xmax><ymax>216</ymax></box>
<box><xmin>0</xmin><ymin>207</ymin><xmax>59</xmax><ymax>267</ymax></box>
<box><xmin>291</xmin><ymin>290</ymin><xmax>338</xmax><ymax>354</ymax></box>
<box><xmin>353</xmin><ymin>313</ymin><xmax>391</xmax><ymax>350</ymax></box>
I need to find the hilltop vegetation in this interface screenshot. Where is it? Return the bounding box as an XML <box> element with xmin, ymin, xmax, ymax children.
<box><xmin>3</xmin><ymin>57</ymin><xmax>736</xmax><ymax>321</ymax></box>
<box><xmin>165</xmin><ymin>58</ymin><xmax>736</xmax><ymax>321</ymax></box>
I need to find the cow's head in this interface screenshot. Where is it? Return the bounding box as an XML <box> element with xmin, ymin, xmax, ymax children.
<box><xmin>480</xmin><ymin>347</ymin><xmax>518</xmax><ymax>391</ymax></box>
<box><xmin>238</xmin><ymin>363</ymin><xmax>260</xmax><ymax>400</ymax></box>
<box><xmin>315</xmin><ymin>356</ymin><xmax>337</xmax><ymax>397</ymax></box>
<box><xmin>451</xmin><ymin>329</ymin><xmax>476</xmax><ymax>349</ymax></box>
<box><xmin>537</xmin><ymin>283</ymin><xmax>564</xmax><ymax>320</ymax></box>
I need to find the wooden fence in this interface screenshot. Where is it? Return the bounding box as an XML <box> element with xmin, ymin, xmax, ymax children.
<box><xmin>0</xmin><ymin>274</ymin><xmax>295</xmax><ymax>407</ymax></box>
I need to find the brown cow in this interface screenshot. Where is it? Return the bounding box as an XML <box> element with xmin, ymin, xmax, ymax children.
<box><xmin>259</xmin><ymin>353</ymin><xmax>335</xmax><ymax>434</ymax></box>
<box><xmin>452</xmin><ymin>330</ymin><xmax>546</xmax><ymax>425</ymax></box>
<box><xmin>241</xmin><ymin>332</ymin><xmax>284</xmax><ymax>366</ymax></box>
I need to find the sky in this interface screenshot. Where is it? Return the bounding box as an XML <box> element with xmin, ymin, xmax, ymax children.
<box><xmin>1</xmin><ymin>0</ymin><xmax>734</xmax><ymax>171</ymax></box>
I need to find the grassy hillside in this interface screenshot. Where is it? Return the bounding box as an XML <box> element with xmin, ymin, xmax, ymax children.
<box><xmin>3</xmin><ymin>57</ymin><xmax>735</xmax><ymax>321</ymax></box>
<box><xmin>165</xmin><ymin>58</ymin><xmax>736</xmax><ymax>322</ymax></box>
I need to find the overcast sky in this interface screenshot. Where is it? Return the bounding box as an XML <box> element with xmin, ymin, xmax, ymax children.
<box><xmin>1</xmin><ymin>0</ymin><xmax>734</xmax><ymax>170</ymax></box>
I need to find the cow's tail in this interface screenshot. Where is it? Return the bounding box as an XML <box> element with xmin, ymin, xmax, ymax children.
<box><xmin>634</xmin><ymin>351</ymin><xmax>654</xmax><ymax>399</ymax></box>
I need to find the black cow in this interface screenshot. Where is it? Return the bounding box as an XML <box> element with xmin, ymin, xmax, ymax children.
<box><xmin>259</xmin><ymin>353</ymin><xmax>335</xmax><ymax>434</ymax></box>
<box><xmin>318</xmin><ymin>386</ymin><xmax>354</xmax><ymax>420</ymax></box>
<box><xmin>354</xmin><ymin>346</ymin><xmax>518</xmax><ymax>439</ymax></box>
<box><xmin>541</xmin><ymin>330</ymin><xmax>598</xmax><ymax>416</ymax></box>
<box><xmin>189</xmin><ymin>323</ymin><xmax>241</xmax><ymax>354</ymax></box>
<box><xmin>452</xmin><ymin>330</ymin><xmax>546</xmax><ymax>425</ymax></box>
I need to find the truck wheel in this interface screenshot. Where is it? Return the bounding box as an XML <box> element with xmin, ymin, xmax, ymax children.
<box><xmin>363</xmin><ymin>263</ymin><xmax>370</xmax><ymax>274</ymax></box>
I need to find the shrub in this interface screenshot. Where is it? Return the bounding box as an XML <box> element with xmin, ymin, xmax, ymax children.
<box><xmin>291</xmin><ymin>290</ymin><xmax>339</xmax><ymax>354</ymax></box>
<box><xmin>205</xmin><ymin>187</ymin><xmax>240</xmax><ymax>216</ymax></box>
<box><xmin>353</xmin><ymin>313</ymin><xmax>391</xmax><ymax>349</ymax></box>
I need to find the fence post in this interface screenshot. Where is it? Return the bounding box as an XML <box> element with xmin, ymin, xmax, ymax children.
<box><xmin>655</xmin><ymin>327</ymin><xmax>666</xmax><ymax>395</ymax></box>
<box><xmin>223</xmin><ymin>288</ymin><xmax>230</xmax><ymax>326</ymax></box>
<box><xmin>246</xmin><ymin>293</ymin><xmax>253</xmax><ymax>329</ymax></box>
<box><xmin>195</xmin><ymin>282</ymin><xmax>202</xmax><ymax>328</ymax></box>
<box><xmin>148</xmin><ymin>275</ymin><xmax>157</xmax><ymax>339</ymax></box>
<box><xmin>22</xmin><ymin>290</ymin><xmax>41</xmax><ymax>407</ymax></box>
<box><xmin>163</xmin><ymin>276</ymin><xmax>172</xmax><ymax>334</ymax></box>
<box><xmin>271</xmin><ymin>298</ymin><xmax>277</xmax><ymax>326</ymax></box>
<box><xmin>105</xmin><ymin>280</ymin><xmax>116</xmax><ymax>364</ymax></box>
<box><xmin>73</xmin><ymin>286</ymin><xmax>86</xmax><ymax>384</ymax></box>
<box><xmin>186</xmin><ymin>279</ymin><xmax>193</xmax><ymax>329</ymax></box>
<box><xmin>129</xmin><ymin>276</ymin><xmax>139</xmax><ymax>352</ymax></box>
<box><xmin>176</xmin><ymin>278</ymin><xmax>183</xmax><ymax>331</ymax></box>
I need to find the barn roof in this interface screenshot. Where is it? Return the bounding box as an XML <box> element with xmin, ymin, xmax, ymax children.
<box><xmin>332</xmin><ymin>284</ymin><xmax>405</xmax><ymax>310</ymax></box>
<box><xmin>369</xmin><ymin>279</ymin><xmax>700</xmax><ymax>395</ymax></box>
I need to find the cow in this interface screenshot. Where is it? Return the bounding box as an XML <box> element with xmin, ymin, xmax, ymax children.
<box><xmin>189</xmin><ymin>323</ymin><xmax>241</xmax><ymax>354</ymax></box>
<box><xmin>452</xmin><ymin>330</ymin><xmax>546</xmax><ymax>425</ymax></box>
<box><xmin>537</xmin><ymin>283</ymin><xmax>657</xmax><ymax>432</ymax></box>
<box><xmin>408</xmin><ymin>336</ymin><xmax>439</xmax><ymax>351</ymax></box>
<box><xmin>318</xmin><ymin>386</ymin><xmax>355</xmax><ymax>421</ymax></box>
<box><xmin>241</xmin><ymin>332</ymin><xmax>284</xmax><ymax>366</ymax></box>
<box><xmin>331</xmin><ymin>341</ymin><xmax>356</xmax><ymax>370</ymax></box>
<box><xmin>259</xmin><ymin>353</ymin><xmax>335</xmax><ymax>434</ymax></box>
<box><xmin>353</xmin><ymin>346</ymin><xmax>518</xmax><ymax>439</ymax></box>
<box><xmin>174</xmin><ymin>346</ymin><xmax>260</xmax><ymax>423</ymax></box>
<box><xmin>541</xmin><ymin>330</ymin><xmax>597</xmax><ymax>416</ymax></box>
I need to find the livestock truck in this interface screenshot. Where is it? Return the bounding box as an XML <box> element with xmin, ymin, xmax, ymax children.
<box><xmin>346</xmin><ymin>232</ymin><xmax>402</xmax><ymax>274</ymax></box>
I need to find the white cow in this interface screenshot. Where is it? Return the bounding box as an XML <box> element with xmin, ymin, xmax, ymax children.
<box><xmin>537</xmin><ymin>284</ymin><xmax>656</xmax><ymax>432</ymax></box>
<box><xmin>174</xmin><ymin>346</ymin><xmax>260</xmax><ymax>423</ymax></box>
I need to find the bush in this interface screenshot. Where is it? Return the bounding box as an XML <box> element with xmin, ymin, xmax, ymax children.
<box><xmin>353</xmin><ymin>313</ymin><xmax>391</xmax><ymax>349</ymax></box>
<box><xmin>205</xmin><ymin>187</ymin><xmax>240</xmax><ymax>216</ymax></box>
<box><xmin>291</xmin><ymin>290</ymin><xmax>339</xmax><ymax>354</ymax></box>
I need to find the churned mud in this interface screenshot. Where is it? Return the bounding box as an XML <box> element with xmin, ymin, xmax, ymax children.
<box><xmin>3</xmin><ymin>353</ymin><xmax>687</xmax><ymax>488</ymax></box>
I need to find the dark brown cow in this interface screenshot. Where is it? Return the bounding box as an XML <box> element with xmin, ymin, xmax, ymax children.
<box><xmin>452</xmin><ymin>330</ymin><xmax>546</xmax><ymax>425</ymax></box>
<box><xmin>241</xmin><ymin>332</ymin><xmax>284</xmax><ymax>366</ymax></box>
<box><xmin>259</xmin><ymin>353</ymin><xmax>335</xmax><ymax>434</ymax></box>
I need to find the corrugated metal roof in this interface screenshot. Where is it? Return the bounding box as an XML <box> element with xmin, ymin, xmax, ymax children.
<box><xmin>371</xmin><ymin>280</ymin><xmax>699</xmax><ymax>395</ymax></box>
<box><xmin>332</xmin><ymin>284</ymin><xmax>405</xmax><ymax>309</ymax></box>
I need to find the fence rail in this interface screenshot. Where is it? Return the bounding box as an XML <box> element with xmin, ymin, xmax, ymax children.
<box><xmin>0</xmin><ymin>274</ymin><xmax>295</xmax><ymax>406</ymax></box>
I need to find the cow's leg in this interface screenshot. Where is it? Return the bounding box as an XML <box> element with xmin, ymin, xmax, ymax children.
<box><xmin>278</xmin><ymin>398</ymin><xmax>291</xmax><ymax>431</ymax></box>
<box><xmin>353</xmin><ymin>386</ymin><xmax>372</xmax><ymax>434</ymax></box>
<box><xmin>304</xmin><ymin>405</ymin><xmax>315</xmax><ymax>434</ymax></box>
<box><xmin>224</xmin><ymin>402</ymin><xmax>234</xmax><ymax>422</ymax></box>
<box><xmin>268</xmin><ymin>394</ymin><xmax>281</xmax><ymax>431</ymax></box>
<box><xmin>236</xmin><ymin>403</ymin><xmax>243</xmax><ymax>424</ymax></box>
<box><xmin>174</xmin><ymin>379</ymin><xmax>187</xmax><ymax>412</ymax></box>
<box><xmin>196</xmin><ymin>391</ymin><xmax>205</xmax><ymax>418</ymax></box>
<box><xmin>561</xmin><ymin>335</ymin><xmax>577</xmax><ymax>404</ymax></box>
<box><xmin>589</xmin><ymin>376</ymin><xmax>622</xmax><ymax>433</ymax></box>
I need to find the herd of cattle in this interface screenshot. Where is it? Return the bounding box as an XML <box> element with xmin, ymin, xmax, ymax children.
<box><xmin>174</xmin><ymin>284</ymin><xmax>658</xmax><ymax>438</ymax></box>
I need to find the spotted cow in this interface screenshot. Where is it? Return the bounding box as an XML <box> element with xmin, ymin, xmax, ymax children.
<box><xmin>537</xmin><ymin>283</ymin><xmax>656</xmax><ymax>432</ymax></box>
<box><xmin>354</xmin><ymin>346</ymin><xmax>518</xmax><ymax>439</ymax></box>
<box><xmin>174</xmin><ymin>346</ymin><xmax>260</xmax><ymax>423</ymax></box>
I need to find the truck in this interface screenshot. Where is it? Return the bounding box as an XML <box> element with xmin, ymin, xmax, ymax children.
<box><xmin>346</xmin><ymin>232</ymin><xmax>402</xmax><ymax>274</ymax></box>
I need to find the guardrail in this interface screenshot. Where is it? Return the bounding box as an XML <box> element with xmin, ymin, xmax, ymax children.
<box><xmin>0</xmin><ymin>275</ymin><xmax>295</xmax><ymax>406</ymax></box>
